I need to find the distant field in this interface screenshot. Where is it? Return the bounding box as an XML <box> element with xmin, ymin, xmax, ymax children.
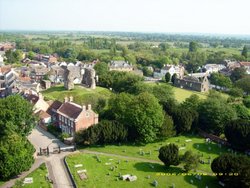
<box><xmin>84</xmin><ymin>134</ymin><xmax>233</xmax><ymax>173</ymax></box>
<box><xmin>42</xmin><ymin>85</ymin><xmax>112</xmax><ymax>109</ymax></box>
<box><xmin>66</xmin><ymin>153</ymin><xmax>220</xmax><ymax>188</ymax></box>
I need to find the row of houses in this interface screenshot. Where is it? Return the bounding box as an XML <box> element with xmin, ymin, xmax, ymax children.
<box><xmin>24</xmin><ymin>92</ymin><xmax>98</xmax><ymax>136</ymax></box>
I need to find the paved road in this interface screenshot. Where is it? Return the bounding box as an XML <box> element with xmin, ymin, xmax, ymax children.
<box><xmin>1</xmin><ymin>126</ymin><xmax>74</xmax><ymax>188</ymax></box>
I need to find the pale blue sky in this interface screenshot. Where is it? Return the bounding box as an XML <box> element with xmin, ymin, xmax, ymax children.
<box><xmin>0</xmin><ymin>0</ymin><xmax>250</xmax><ymax>35</ymax></box>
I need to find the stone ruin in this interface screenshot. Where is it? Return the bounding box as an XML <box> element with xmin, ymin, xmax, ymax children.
<box><xmin>63</xmin><ymin>65</ymin><xmax>97</xmax><ymax>90</ymax></box>
<box><xmin>81</xmin><ymin>68</ymin><xmax>96</xmax><ymax>89</ymax></box>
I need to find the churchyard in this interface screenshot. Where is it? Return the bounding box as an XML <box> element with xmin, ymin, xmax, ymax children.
<box><xmin>85</xmin><ymin>134</ymin><xmax>234</xmax><ymax>173</ymax></box>
<box><xmin>66</xmin><ymin>153</ymin><xmax>220</xmax><ymax>188</ymax></box>
<box><xmin>14</xmin><ymin>163</ymin><xmax>51</xmax><ymax>188</ymax></box>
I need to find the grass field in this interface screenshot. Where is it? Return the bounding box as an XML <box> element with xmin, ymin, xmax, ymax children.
<box><xmin>83</xmin><ymin>134</ymin><xmax>234</xmax><ymax>173</ymax></box>
<box><xmin>19</xmin><ymin>163</ymin><xmax>51</xmax><ymax>188</ymax></box>
<box><xmin>42</xmin><ymin>85</ymin><xmax>112</xmax><ymax>108</ymax></box>
<box><xmin>172</xmin><ymin>87</ymin><xmax>207</xmax><ymax>102</ymax></box>
<box><xmin>66</xmin><ymin>153</ymin><xmax>220</xmax><ymax>188</ymax></box>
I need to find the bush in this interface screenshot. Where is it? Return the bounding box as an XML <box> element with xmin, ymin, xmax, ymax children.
<box><xmin>47</xmin><ymin>124</ymin><xmax>62</xmax><ymax>137</ymax></box>
<box><xmin>158</xmin><ymin>144</ymin><xmax>179</xmax><ymax>168</ymax></box>
<box><xmin>211</xmin><ymin>153</ymin><xmax>250</xmax><ymax>188</ymax></box>
<box><xmin>243</xmin><ymin>96</ymin><xmax>250</xmax><ymax>108</ymax></box>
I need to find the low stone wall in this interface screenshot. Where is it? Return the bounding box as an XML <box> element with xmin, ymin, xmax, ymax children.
<box><xmin>64</xmin><ymin>157</ymin><xmax>78</xmax><ymax>188</ymax></box>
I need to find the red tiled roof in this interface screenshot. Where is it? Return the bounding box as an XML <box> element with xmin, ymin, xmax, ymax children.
<box><xmin>240</xmin><ymin>62</ymin><xmax>250</xmax><ymax>67</ymax></box>
<box><xmin>58</xmin><ymin>102</ymin><xmax>82</xmax><ymax>119</ymax></box>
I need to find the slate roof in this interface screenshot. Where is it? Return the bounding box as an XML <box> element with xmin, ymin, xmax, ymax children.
<box><xmin>58</xmin><ymin>102</ymin><xmax>82</xmax><ymax>119</ymax></box>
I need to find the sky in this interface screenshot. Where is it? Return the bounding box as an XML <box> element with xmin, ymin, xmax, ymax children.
<box><xmin>0</xmin><ymin>0</ymin><xmax>250</xmax><ymax>35</ymax></box>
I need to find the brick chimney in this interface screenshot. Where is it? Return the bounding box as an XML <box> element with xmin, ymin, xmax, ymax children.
<box><xmin>87</xmin><ymin>104</ymin><xmax>91</xmax><ymax>111</ymax></box>
<box><xmin>82</xmin><ymin>105</ymin><xmax>86</xmax><ymax>111</ymax></box>
<box><xmin>69</xmin><ymin>96</ymin><xmax>73</xmax><ymax>102</ymax></box>
<box><xmin>64</xmin><ymin>96</ymin><xmax>68</xmax><ymax>103</ymax></box>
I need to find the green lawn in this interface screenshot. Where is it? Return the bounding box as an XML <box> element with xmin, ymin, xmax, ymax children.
<box><xmin>83</xmin><ymin>134</ymin><xmax>234</xmax><ymax>173</ymax></box>
<box><xmin>19</xmin><ymin>163</ymin><xmax>51</xmax><ymax>188</ymax></box>
<box><xmin>42</xmin><ymin>85</ymin><xmax>112</xmax><ymax>108</ymax></box>
<box><xmin>66</xmin><ymin>153</ymin><xmax>220</xmax><ymax>188</ymax></box>
<box><xmin>172</xmin><ymin>87</ymin><xmax>207</xmax><ymax>102</ymax></box>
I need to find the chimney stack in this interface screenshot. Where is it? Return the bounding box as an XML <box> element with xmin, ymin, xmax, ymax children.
<box><xmin>64</xmin><ymin>96</ymin><xmax>68</xmax><ymax>103</ymax></box>
<box><xmin>82</xmin><ymin>105</ymin><xmax>86</xmax><ymax>111</ymax></box>
<box><xmin>87</xmin><ymin>104</ymin><xmax>92</xmax><ymax>111</ymax></box>
<box><xmin>69</xmin><ymin>96</ymin><xmax>73</xmax><ymax>102</ymax></box>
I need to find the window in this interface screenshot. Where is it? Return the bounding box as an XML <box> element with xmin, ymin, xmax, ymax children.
<box><xmin>86</xmin><ymin>112</ymin><xmax>89</xmax><ymax>117</ymax></box>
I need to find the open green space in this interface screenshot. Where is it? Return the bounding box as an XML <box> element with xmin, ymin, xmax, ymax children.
<box><xmin>42</xmin><ymin>85</ymin><xmax>112</xmax><ymax>107</ymax></box>
<box><xmin>66</xmin><ymin>153</ymin><xmax>220</xmax><ymax>188</ymax></box>
<box><xmin>84</xmin><ymin>134</ymin><xmax>233</xmax><ymax>173</ymax></box>
<box><xmin>172</xmin><ymin>87</ymin><xmax>207</xmax><ymax>102</ymax></box>
<box><xmin>19</xmin><ymin>163</ymin><xmax>51</xmax><ymax>188</ymax></box>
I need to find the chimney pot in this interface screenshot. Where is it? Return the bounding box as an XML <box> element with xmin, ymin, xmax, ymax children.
<box><xmin>69</xmin><ymin>96</ymin><xmax>73</xmax><ymax>102</ymax></box>
<box><xmin>87</xmin><ymin>104</ymin><xmax>91</xmax><ymax>111</ymax></box>
<box><xmin>64</xmin><ymin>96</ymin><xmax>68</xmax><ymax>103</ymax></box>
<box><xmin>82</xmin><ymin>105</ymin><xmax>86</xmax><ymax>111</ymax></box>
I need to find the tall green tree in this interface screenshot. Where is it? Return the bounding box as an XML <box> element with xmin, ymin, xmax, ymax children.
<box><xmin>182</xmin><ymin>150</ymin><xmax>199</xmax><ymax>172</ymax></box>
<box><xmin>211</xmin><ymin>154</ymin><xmax>250</xmax><ymax>188</ymax></box>
<box><xmin>0</xmin><ymin>95</ymin><xmax>36</xmax><ymax>136</ymax></box>
<box><xmin>236</xmin><ymin>76</ymin><xmax>250</xmax><ymax>94</ymax></box>
<box><xmin>165</xmin><ymin>72</ymin><xmax>171</xmax><ymax>83</ymax></box>
<box><xmin>198</xmin><ymin>97</ymin><xmax>237</xmax><ymax>135</ymax></box>
<box><xmin>0</xmin><ymin>133</ymin><xmax>34</xmax><ymax>180</ymax></box>
<box><xmin>189</xmin><ymin>41</ymin><xmax>198</xmax><ymax>52</ymax></box>
<box><xmin>230</xmin><ymin>67</ymin><xmax>247</xmax><ymax>82</ymax></box>
<box><xmin>225</xmin><ymin>119</ymin><xmax>250</xmax><ymax>150</ymax></box>
<box><xmin>242</xmin><ymin>45</ymin><xmax>248</xmax><ymax>59</ymax></box>
<box><xmin>158</xmin><ymin>144</ymin><xmax>180</xmax><ymax>168</ymax></box>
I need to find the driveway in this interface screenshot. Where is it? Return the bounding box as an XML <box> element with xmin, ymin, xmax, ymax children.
<box><xmin>28</xmin><ymin>125</ymin><xmax>67</xmax><ymax>154</ymax></box>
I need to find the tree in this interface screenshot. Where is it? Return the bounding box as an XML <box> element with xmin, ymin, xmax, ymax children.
<box><xmin>0</xmin><ymin>95</ymin><xmax>37</xmax><ymax>136</ymax></box>
<box><xmin>0</xmin><ymin>133</ymin><xmax>34</xmax><ymax>180</ymax></box>
<box><xmin>211</xmin><ymin>154</ymin><xmax>250</xmax><ymax>188</ymax></box>
<box><xmin>227</xmin><ymin>87</ymin><xmax>244</xmax><ymax>98</ymax></box>
<box><xmin>242</xmin><ymin>45</ymin><xmax>248</xmax><ymax>59</ymax></box>
<box><xmin>125</xmin><ymin>92</ymin><xmax>164</xmax><ymax>143</ymax></box>
<box><xmin>5</xmin><ymin>49</ymin><xmax>23</xmax><ymax>64</ymax></box>
<box><xmin>158</xmin><ymin>144</ymin><xmax>179</xmax><ymax>167</ymax></box>
<box><xmin>230</xmin><ymin>67</ymin><xmax>247</xmax><ymax>82</ymax></box>
<box><xmin>198</xmin><ymin>98</ymin><xmax>237</xmax><ymax>135</ymax></box>
<box><xmin>99</xmin><ymin>120</ymin><xmax>128</xmax><ymax>143</ymax></box>
<box><xmin>243</xmin><ymin>96</ymin><xmax>250</xmax><ymax>108</ymax></box>
<box><xmin>182</xmin><ymin>150</ymin><xmax>199</xmax><ymax>172</ymax></box>
<box><xmin>152</xmin><ymin>84</ymin><xmax>174</xmax><ymax>103</ymax></box>
<box><xmin>210</xmin><ymin>73</ymin><xmax>232</xmax><ymax>88</ymax></box>
<box><xmin>165</xmin><ymin>72</ymin><xmax>171</xmax><ymax>83</ymax></box>
<box><xmin>232</xmin><ymin>104</ymin><xmax>250</xmax><ymax>120</ymax></box>
<box><xmin>94</xmin><ymin>62</ymin><xmax>109</xmax><ymax>77</ymax></box>
<box><xmin>159</xmin><ymin>113</ymin><xmax>176</xmax><ymax>138</ymax></box>
<box><xmin>172</xmin><ymin>108</ymin><xmax>195</xmax><ymax>134</ymax></box>
<box><xmin>107</xmin><ymin>92</ymin><xmax>164</xmax><ymax>143</ymax></box>
<box><xmin>224</xmin><ymin>119</ymin><xmax>250</xmax><ymax>150</ymax></box>
<box><xmin>189</xmin><ymin>41</ymin><xmax>198</xmax><ymax>52</ymax></box>
<box><xmin>236</xmin><ymin>76</ymin><xmax>250</xmax><ymax>94</ymax></box>
<box><xmin>171</xmin><ymin>73</ymin><xmax>177</xmax><ymax>83</ymax></box>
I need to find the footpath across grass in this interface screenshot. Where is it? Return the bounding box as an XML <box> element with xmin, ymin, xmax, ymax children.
<box><xmin>66</xmin><ymin>153</ymin><xmax>220</xmax><ymax>188</ymax></box>
<box><xmin>84</xmin><ymin>134</ymin><xmax>233</xmax><ymax>173</ymax></box>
